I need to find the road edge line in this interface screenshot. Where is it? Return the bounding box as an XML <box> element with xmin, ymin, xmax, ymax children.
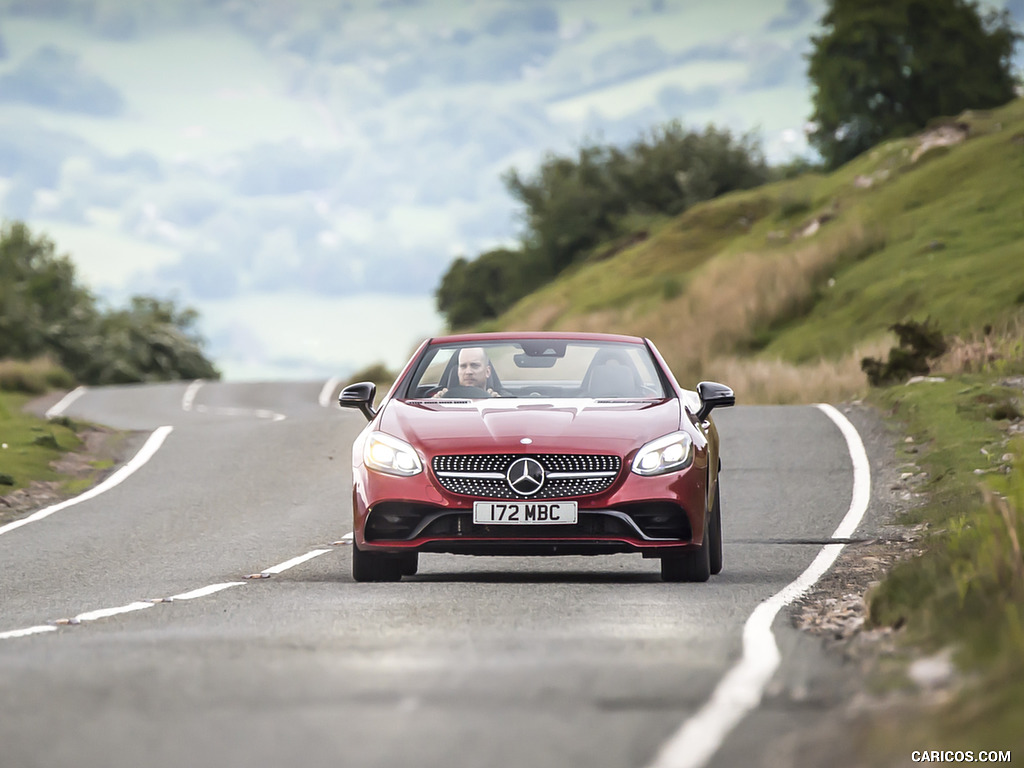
<box><xmin>44</xmin><ymin>386</ymin><xmax>87</xmax><ymax>419</ymax></box>
<box><xmin>647</xmin><ymin>403</ymin><xmax>872</xmax><ymax>768</ymax></box>
<box><xmin>0</xmin><ymin>425</ymin><xmax>174</xmax><ymax>538</ymax></box>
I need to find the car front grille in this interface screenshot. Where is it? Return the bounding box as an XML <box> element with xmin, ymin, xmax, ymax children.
<box><xmin>431</xmin><ymin>453</ymin><xmax>621</xmax><ymax>499</ymax></box>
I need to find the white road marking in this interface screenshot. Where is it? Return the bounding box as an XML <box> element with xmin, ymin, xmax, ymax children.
<box><xmin>0</xmin><ymin>551</ymin><xmax>336</xmax><ymax>642</ymax></box>
<box><xmin>75</xmin><ymin>602</ymin><xmax>155</xmax><ymax>622</ymax></box>
<box><xmin>44</xmin><ymin>386</ymin><xmax>87</xmax><ymax>419</ymax></box>
<box><xmin>193</xmin><ymin>404</ymin><xmax>286</xmax><ymax>422</ymax></box>
<box><xmin>0</xmin><ymin>426</ymin><xmax>174</xmax><ymax>538</ymax></box>
<box><xmin>0</xmin><ymin>625</ymin><xmax>58</xmax><ymax>640</ymax></box>
<box><xmin>182</xmin><ymin>379</ymin><xmax>204</xmax><ymax>411</ymax></box>
<box><xmin>262</xmin><ymin>549</ymin><xmax>334</xmax><ymax>575</ymax></box>
<box><xmin>648</xmin><ymin>403</ymin><xmax>872</xmax><ymax>768</ymax></box>
<box><xmin>169</xmin><ymin>582</ymin><xmax>246</xmax><ymax>601</ymax></box>
<box><xmin>319</xmin><ymin>377</ymin><xmax>342</xmax><ymax>408</ymax></box>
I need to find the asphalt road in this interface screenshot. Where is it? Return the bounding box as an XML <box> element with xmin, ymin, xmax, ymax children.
<box><xmin>0</xmin><ymin>381</ymin><xmax>865</xmax><ymax>768</ymax></box>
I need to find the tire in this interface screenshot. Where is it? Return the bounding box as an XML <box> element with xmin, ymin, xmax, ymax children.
<box><xmin>660</xmin><ymin>530</ymin><xmax>710</xmax><ymax>583</ymax></box>
<box><xmin>709</xmin><ymin>483</ymin><xmax>723</xmax><ymax>576</ymax></box>
<box><xmin>399</xmin><ymin>552</ymin><xmax>419</xmax><ymax>576</ymax></box>
<box><xmin>352</xmin><ymin>543</ymin><xmax>403</xmax><ymax>582</ymax></box>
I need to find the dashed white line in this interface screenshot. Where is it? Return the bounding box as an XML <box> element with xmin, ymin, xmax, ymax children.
<box><xmin>319</xmin><ymin>377</ymin><xmax>342</xmax><ymax>408</ymax></box>
<box><xmin>0</xmin><ymin>550</ymin><xmax>340</xmax><ymax>642</ymax></box>
<box><xmin>182</xmin><ymin>379</ymin><xmax>204</xmax><ymax>411</ymax></box>
<box><xmin>193</xmin><ymin>405</ymin><xmax>286</xmax><ymax>422</ymax></box>
<box><xmin>0</xmin><ymin>625</ymin><xmax>58</xmax><ymax>640</ymax></box>
<box><xmin>75</xmin><ymin>602</ymin><xmax>155</xmax><ymax>623</ymax></box>
<box><xmin>45</xmin><ymin>386</ymin><xmax>87</xmax><ymax>418</ymax></box>
<box><xmin>262</xmin><ymin>549</ymin><xmax>334</xmax><ymax>575</ymax></box>
<box><xmin>0</xmin><ymin>426</ymin><xmax>174</xmax><ymax>538</ymax></box>
<box><xmin>169</xmin><ymin>582</ymin><xmax>247</xmax><ymax>601</ymax></box>
<box><xmin>648</xmin><ymin>403</ymin><xmax>872</xmax><ymax>768</ymax></box>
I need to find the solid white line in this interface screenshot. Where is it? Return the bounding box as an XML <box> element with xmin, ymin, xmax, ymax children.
<box><xmin>182</xmin><ymin>379</ymin><xmax>204</xmax><ymax>411</ymax></box>
<box><xmin>319</xmin><ymin>377</ymin><xmax>342</xmax><ymax>408</ymax></box>
<box><xmin>0</xmin><ymin>426</ymin><xmax>174</xmax><ymax>538</ymax></box>
<box><xmin>648</xmin><ymin>404</ymin><xmax>871</xmax><ymax>768</ymax></box>
<box><xmin>262</xmin><ymin>549</ymin><xmax>333</xmax><ymax>575</ymax></box>
<box><xmin>169</xmin><ymin>582</ymin><xmax>246</xmax><ymax>601</ymax></box>
<box><xmin>45</xmin><ymin>386</ymin><xmax>87</xmax><ymax>419</ymax></box>
<box><xmin>75</xmin><ymin>601</ymin><xmax>155</xmax><ymax>623</ymax></box>
<box><xmin>0</xmin><ymin>625</ymin><xmax>58</xmax><ymax>640</ymax></box>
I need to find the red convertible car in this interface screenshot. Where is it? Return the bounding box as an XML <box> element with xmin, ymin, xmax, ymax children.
<box><xmin>338</xmin><ymin>332</ymin><xmax>733</xmax><ymax>582</ymax></box>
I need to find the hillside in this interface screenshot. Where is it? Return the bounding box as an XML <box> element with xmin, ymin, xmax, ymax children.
<box><xmin>482</xmin><ymin>97</ymin><xmax>1024</xmax><ymax>403</ymax></box>
<box><xmin>0</xmin><ymin>0</ymin><xmax>831</xmax><ymax>380</ymax></box>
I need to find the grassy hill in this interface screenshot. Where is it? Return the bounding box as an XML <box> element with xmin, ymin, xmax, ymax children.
<box><xmin>482</xmin><ymin>97</ymin><xmax>1024</xmax><ymax>403</ymax></box>
<box><xmin>478</xmin><ymin>98</ymin><xmax>1024</xmax><ymax>758</ymax></box>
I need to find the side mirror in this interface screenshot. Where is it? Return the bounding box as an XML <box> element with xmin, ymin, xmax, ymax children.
<box><xmin>696</xmin><ymin>381</ymin><xmax>735</xmax><ymax>422</ymax></box>
<box><xmin>339</xmin><ymin>381</ymin><xmax>377</xmax><ymax>421</ymax></box>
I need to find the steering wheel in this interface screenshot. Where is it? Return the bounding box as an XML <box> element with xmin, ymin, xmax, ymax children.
<box><xmin>439</xmin><ymin>384</ymin><xmax>492</xmax><ymax>398</ymax></box>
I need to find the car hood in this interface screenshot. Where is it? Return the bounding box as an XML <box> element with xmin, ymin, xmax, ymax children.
<box><xmin>379</xmin><ymin>398</ymin><xmax>682</xmax><ymax>457</ymax></box>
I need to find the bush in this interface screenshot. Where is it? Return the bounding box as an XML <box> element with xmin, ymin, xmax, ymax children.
<box><xmin>1</xmin><ymin>220</ymin><xmax>220</xmax><ymax>384</ymax></box>
<box><xmin>862</xmin><ymin>319</ymin><xmax>948</xmax><ymax>386</ymax></box>
<box><xmin>0</xmin><ymin>357</ymin><xmax>75</xmax><ymax>394</ymax></box>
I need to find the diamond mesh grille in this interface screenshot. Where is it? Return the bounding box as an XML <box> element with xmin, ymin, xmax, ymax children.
<box><xmin>431</xmin><ymin>454</ymin><xmax>621</xmax><ymax>499</ymax></box>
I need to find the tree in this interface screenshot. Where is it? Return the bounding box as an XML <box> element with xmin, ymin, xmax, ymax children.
<box><xmin>0</xmin><ymin>220</ymin><xmax>220</xmax><ymax>384</ymax></box>
<box><xmin>807</xmin><ymin>0</ymin><xmax>1021</xmax><ymax>168</ymax></box>
<box><xmin>436</xmin><ymin>123</ymin><xmax>770</xmax><ymax>329</ymax></box>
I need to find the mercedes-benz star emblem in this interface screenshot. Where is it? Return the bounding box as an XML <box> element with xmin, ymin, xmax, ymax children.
<box><xmin>506</xmin><ymin>457</ymin><xmax>545</xmax><ymax>496</ymax></box>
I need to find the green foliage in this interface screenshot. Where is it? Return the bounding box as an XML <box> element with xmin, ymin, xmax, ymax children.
<box><xmin>807</xmin><ymin>0</ymin><xmax>1021</xmax><ymax>168</ymax></box>
<box><xmin>436</xmin><ymin>247</ymin><xmax>552</xmax><ymax>328</ymax></box>
<box><xmin>0</xmin><ymin>391</ymin><xmax>83</xmax><ymax>493</ymax></box>
<box><xmin>438</xmin><ymin>122</ymin><xmax>769</xmax><ymax>328</ymax></box>
<box><xmin>862</xmin><ymin>319</ymin><xmax>948</xmax><ymax>386</ymax></box>
<box><xmin>0</xmin><ymin>220</ymin><xmax>219</xmax><ymax>385</ymax></box>
<box><xmin>0</xmin><ymin>358</ymin><xmax>75</xmax><ymax>394</ymax></box>
<box><xmin>867</xmin><ymin>380</ymin><xmax>1024</xmax><ymax>672</ymax></box>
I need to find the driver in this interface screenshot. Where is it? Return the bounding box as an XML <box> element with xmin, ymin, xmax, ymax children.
<box><xmin>433</xmin><ymin>346</ymin><xmax>501</xmax><ymax>398</ymax></box>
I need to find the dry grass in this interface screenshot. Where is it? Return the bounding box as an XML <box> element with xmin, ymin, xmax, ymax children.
<box><xmin>703</xmin><ymin>337</ymin><xmax>888</xmax><ymax>405</ymax></box>
<box><xmin>934</xmin><ymin>311</ymin><xmax>1024</xmax><ymax>376</ymax></box>
<box><xmin>0</xmin><ymin>357</ymin><xmax>75</xmax><ymax>394</ymax></box>
<box><xmin>631</xmin><ymin>222</ymin><xmax>885</xmax><ymax>393</ymax></box>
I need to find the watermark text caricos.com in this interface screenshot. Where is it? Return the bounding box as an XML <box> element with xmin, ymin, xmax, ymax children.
<box><xmin>911</xmin><ymin>751</ymin><xmax>1011</xmax><ymax>763</ymax></box>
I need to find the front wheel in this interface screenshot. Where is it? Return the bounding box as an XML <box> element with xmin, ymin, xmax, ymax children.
<box><xmin>709</xmin><ymin>483</ymin><xmax>723</xmax><ymax>576</ymax></box>
<box><xmin>660</xmin><ymin>531</ymin><xmax>710</xmax><ymax>582</ymax></box>
<box><xmin>352</xmin><ymin>543</ymin><xmax>403</xmax><ymax>582</ymax></box>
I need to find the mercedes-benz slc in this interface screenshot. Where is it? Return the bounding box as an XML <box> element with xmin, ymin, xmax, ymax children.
<box><xmin>338</xmin><ymin>332</ymin><xmax>734</xmax><ymax>582</ymax></box>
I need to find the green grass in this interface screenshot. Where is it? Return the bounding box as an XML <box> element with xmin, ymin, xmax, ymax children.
<box><xmin>863</xmin><ymin>377</ymin><xmax>1024</xmax><ymax>756</ymax></box>
<box><xmin>486</xmin><ymin>98</ymin><xmax>1024</xmax><ymax>405</ymax></box>
<box><xmin>480</xmin><ymin>97</ymin><xmax>1024</xmax><ymax>759</ymax></box>
<box><xmin>0</xmin><ymin>392</ymin><xmax>83</xmax><ymax>492</ymax></box>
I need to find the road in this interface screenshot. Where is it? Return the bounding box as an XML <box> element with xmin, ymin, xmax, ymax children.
<box><xmin>0</xmin><ymin>381</ymin><xmax>868</xmax><ymax>768</ymax></box>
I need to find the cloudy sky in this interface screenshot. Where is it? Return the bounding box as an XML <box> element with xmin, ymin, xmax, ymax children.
<box><xmin>1</xmin><ymin>0</ymin><xmax>1020</xmax><ymax>380</ymax></box>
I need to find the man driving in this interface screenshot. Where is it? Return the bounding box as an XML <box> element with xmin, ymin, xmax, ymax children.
<box><xmin>433</xmin><ymin>346</ymin><xmax>500</xmax><ymax>398</ymax></box>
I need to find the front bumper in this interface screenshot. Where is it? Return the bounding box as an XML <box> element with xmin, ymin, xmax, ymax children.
<box><xmin>352</xmin><ymin>460</ymin><xmax>708</xmax><ymax>557</ymax></box>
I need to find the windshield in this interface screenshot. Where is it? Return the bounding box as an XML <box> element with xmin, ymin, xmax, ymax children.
<box><xmin>403</xmin><ymin>340</ymin><xmax>667</xmax><ymax>399</ymax></box>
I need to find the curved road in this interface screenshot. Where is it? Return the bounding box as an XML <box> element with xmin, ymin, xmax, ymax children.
<box><xmin>0</xmin><ymin>381</ymin><xmax>871</xmax><ymax>768</ymax></box>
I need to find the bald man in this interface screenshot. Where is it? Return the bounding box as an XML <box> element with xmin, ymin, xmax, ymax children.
<box><xmin>433</xmin><ymin>347</ymin><xmax>500</xmax><ymax>397</ymax></box>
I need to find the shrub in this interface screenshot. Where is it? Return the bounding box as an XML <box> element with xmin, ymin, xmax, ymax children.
<box><xmin>861</xmin><ymin>319</ymin><xmax>948</xmax><ymax>385</ymax></box>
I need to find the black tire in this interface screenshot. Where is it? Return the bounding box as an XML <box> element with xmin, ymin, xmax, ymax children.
<box><xmin>399</xmin><ymin>552</ymin><xmax>419</xmax><ymax>576</ymax></box>
<box><xmin>709</xmin><ymin>483</ymin><xmax>723</xmax><ymax>576</ymax></box>
<box><xmin>661</xmin><ymin>523</ymin><xmax>711</xmax><ymax>583</ymax></box>
<box><xmin>352</xmin><ymin>543</ymin><xmax>403</xmax><ymax>582</ymax></box>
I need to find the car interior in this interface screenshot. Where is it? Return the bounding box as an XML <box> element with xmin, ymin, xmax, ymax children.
<box><xmin>408</xmin><ymin>345</ymin><xmax>661</xmax><ymax>400</ymax></box>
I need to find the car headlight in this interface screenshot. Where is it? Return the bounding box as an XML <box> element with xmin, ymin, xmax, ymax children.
<box><xmin>363</xmin><ymin>432</ymin><xmax>423</xmax><ymax>476</ymax></box>
<box><xmin>631</xmin><ymin>431</ymin><xmax>694</xmax><ymax>476</ymax></box>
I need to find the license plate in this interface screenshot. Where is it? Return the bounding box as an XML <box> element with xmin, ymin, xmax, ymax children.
<box><xmin>472</xmin><ymin>501</ymin><xmax>578</xmax><ymax>525</ymax></box>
